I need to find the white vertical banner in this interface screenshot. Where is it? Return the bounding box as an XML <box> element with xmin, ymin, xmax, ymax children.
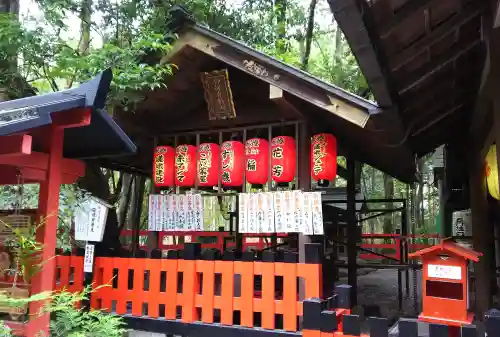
<box><xmin>311</xmin><ymin>192</ymin><xmax>324</xmax><ymax>235</ymax></box>
<box><xmin>293</xmin><ymin>190</ymin><xmax>303</xmax><ymax>233</ymax></box>
<box><xmin>186</xmin><ymin>194</ymin><xmax>195</xmax><ymax>231</ymax></box>
<box><xmin>302</xmin><ymin>192</ymin><xmax>314</xmax><ymax>235</ymax></box>
<box><xmin>256</xmin><ymin>193</ymin><xmax>267</xmax><ymax>233</ymax></box>
<box><xmin>155</xmin><ymin>195</ymin><xmax>162</xmax><ymax>231</ymax></box>
<box><xmin>83</xmin><ymin>243</ymin><xmax>95</xmax><ymax>273</ymax></box>
<box><xmin>247</xmin><ymin>193</ymin><xmax>257</xmax><ymax>233</ymax></box>
<box><xmin>177</xmin><ymin>195</ymin><xmax>188</xmax><ymax>231</ymax></box>
<box><xmin>283</xmin><ymin>190</ymin><xmax>295</xmax><ymax>232</ymax></box>
<box><xmin>165</xmin><ymin>195</ymin><xmax>174</xmax><ymax>231</ymax></box>
<box><xmin>238</xmin><ymin>193</ymin><xmax>248</xmax><ymax>233</ymax></box>
<box><xmin>161</xmin><ymin>195</ymin><xmax>168</xmax><ymax>231</ymax></box>
<box><xmin>265</xmin><ymin>192</ymin><xmax>275</xmax><ymax>233</ymax></box>
<box><xmin>193</xmin><ymin>194</ymin><xmax>204</xmax><ymax>231</ymax></box>
<box><xmin>273</xmin><ymin>191</ymin><xmax>285</xmax><ymax>233</ymax></box>
<box><xmin>148</xmin><ymin>195</ymin><xmax>156</xmax><ymax>231</ymax></box>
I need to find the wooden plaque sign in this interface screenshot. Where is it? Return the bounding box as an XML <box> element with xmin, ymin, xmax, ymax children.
<box><xmin>200</xmin><ymin>69</ymin><xmax>236</xmax><ymax>120</ymax></box>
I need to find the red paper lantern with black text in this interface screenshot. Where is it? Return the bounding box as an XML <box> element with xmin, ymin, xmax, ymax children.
<box><xmin>175</xmin><ymin>144</ymin><xmax>197</xmax><ymax>187</ymax></box>
<box><xmin>197</xmin><ymin>143</ymin><xmax>220</xmax><ymax>187</ymax></box>
<box><xmin>220</xmin><ymin>141</ymin><xmax>245</xmax><ymax>187</ymax></box>
<box><xmin>271</xmin><ymin>136</ymin><xmax>296</xmax><ymax>183</ymax></box>
<box><xmin>153</xmin><ymin>146</ymin><xmax>175</xmax><ymax>187</ymax></box>
<box><xmin>311</xmin><ymin>133</ymin><xmax>337</xmax><ymax>184</ymax></box>
<box><xmin>245</xmin><ymin>138</ymin><xmax>269</xmax><ymax>185</ymax></box>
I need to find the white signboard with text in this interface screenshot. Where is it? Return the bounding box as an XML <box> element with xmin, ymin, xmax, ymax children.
<box><xmin>427</xmin><ymin>264</ymin><xmax>462</xmax><ymax>281</ymax></box>
<box><xmin>74</xmin><ymin>196</ymin><xmax>109</xmax><ymax>242</ymax></box>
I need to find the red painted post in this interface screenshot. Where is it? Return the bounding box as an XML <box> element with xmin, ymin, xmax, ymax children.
<box><xmin>26</xmin><ymin>126</ymin><xmax>64</xmax><ymax>337</ymax></box>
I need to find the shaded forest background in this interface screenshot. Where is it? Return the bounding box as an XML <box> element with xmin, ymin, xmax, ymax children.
<box><xmin>0</xmin><ymin>0</ymin><xmax>439</xmax><ymax>252</ymax></box>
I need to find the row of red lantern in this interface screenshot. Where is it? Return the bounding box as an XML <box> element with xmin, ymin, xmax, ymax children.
<box><xmin>153</xmin><ymin>133</ymin><xmax>336</xmax><ymax>187</ymax></box>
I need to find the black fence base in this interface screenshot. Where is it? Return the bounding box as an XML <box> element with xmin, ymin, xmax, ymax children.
<box><xmin>123</xmin><ymin>316</ymin><xmax>301</xmax><ymax>337</ymax></box>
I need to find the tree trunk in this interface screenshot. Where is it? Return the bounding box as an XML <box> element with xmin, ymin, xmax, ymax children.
<box><xmin>117</xmin><ymin>173</ymin><xmax>133</xmax><ymax>227</ymax></box>
<box><xmin>333</xmin><ymin>22</ymin><xmax>342</xmax><ymax>66</ymax></box>
<box><xmin>383</xmin><ymin>173</ymin><xmax>394</xmax><ymax>241</ymax></box>
<box><xmin>275</xmin><ymin>0</ymin><xmax>287</xmax><ymax>53</ymax></box>
<box><xmin>301</xmin><ymin>0</ymin><xmax>317</xmax><ymax>70</ymax></box>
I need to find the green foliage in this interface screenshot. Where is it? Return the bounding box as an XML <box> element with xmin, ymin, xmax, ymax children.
<box><xmin>45</xmin><ymin>286</ymin><xmax>126</xmax><ymax>337</ymax></box>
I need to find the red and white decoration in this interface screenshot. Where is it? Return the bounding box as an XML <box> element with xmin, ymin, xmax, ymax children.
<box><xmin>311</xmin><ymin>133</ymin><xmax>337</xmax><ymax>183</ymax></box>
<box><xmin>245</xmin><ymin>138</ymin><xmax>269</xmax><ymax>185</ymax></box>
<box><xmin>153</xmin><ymin>146</ymin><xmax>175</xmax><ymax>187</ymax></box>
<box><xmin>271</xmin><ymin>136</ymin><xmax>296</xmax><ymax>183</ymax></box>
<box><xmin>175</xmin><ymin>145</ymin><xmax>197</xmax><ymax>187</ymax></box>
<box><xmin>220</xmin><ymin>140</ymin><xmax>245</xmax><ymax>187</ymax></box>
<box><xmin>197</xmin><ymin>143</ymin><xmax>220</xmax><ymax>187</ymax></box>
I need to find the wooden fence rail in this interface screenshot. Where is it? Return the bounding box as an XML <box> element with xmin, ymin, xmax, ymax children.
<box><xmin>56</xmin><ymin>243</ymin><xmax>324</xmax><ymax>332</ymax></box>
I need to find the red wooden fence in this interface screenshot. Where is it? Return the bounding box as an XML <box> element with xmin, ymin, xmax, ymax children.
<box><xmin>55</xmin><ymin>245</ymin><xmax>323</xmax><ymax>332</ymax></box>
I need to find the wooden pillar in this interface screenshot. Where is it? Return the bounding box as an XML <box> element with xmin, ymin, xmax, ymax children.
<box><xmin>346</xmin><ymin>157</ymin><xmax>357</xmax><ymax>306</ymax></box>
<box><xmin>26</xmin><ymin>126</ymin><xmax>64</xmax><ymax>337</ymax></box>
<box><xmin>298</xmin><ymin>122</ymin><xmax>312</xmax><ymax>263</ymax></box>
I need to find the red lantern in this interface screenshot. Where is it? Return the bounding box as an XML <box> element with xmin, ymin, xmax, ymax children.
<box><xmin>197</xmin><ymin>143</ymin><xmax>220</xmax><ymax>187</ymax></box>
<box><xmin>153</xmin><ymin>146</ymin><xmax>175</xmax><ymax>187</ymax></box>
<box><xmin>175</xmin><ymin>145</ymin><xmax>196</xmax><ymax>187</ymax></box>
<box><xmin>311</xmin><ymin>133</ymin><xmax>337</xmax><ymax>183</ymax></box>
<box><xmin>245</xmin><ymin>138</ymin><xmax>269</xmax><ymax>185</ymax></box>
<box><xmin>220</xmin><ymin>141</ymin><xmax>245</xmax><ymax>187</ymax></box>
<box><xmin>271</xmin><ymin>136</ymin><xmax>296</xmax><ymax>183</ymax></box>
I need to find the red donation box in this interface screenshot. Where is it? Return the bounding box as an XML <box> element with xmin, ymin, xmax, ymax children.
<box><xmin>408</xmin><ymin>239</ymin><xmax>482</xmax><ymax>326</ymax></box>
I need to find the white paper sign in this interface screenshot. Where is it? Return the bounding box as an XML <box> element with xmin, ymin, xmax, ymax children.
<box><xmin>265</xmin><ymin>192</ymin><xmax>275</xmax><ymax>233</ymax></box>
<box><xmin>193</xmin><ymin>194</ymin><xmax>204</xmax><ymax>231</ymax></box>
<box><xmin>283</xmin><ymin>191</ymin><xmax>295</xmax><ymax>232</ymax></box>
<box><xmin>238</xmin><ymin>193</ymin><xmax>248</xmax><ymax>233</ymax></box>
<box><xmin>74</xmin><ymin>196</ymin><xmax>109</xmax><ymax>242</ymax></box>
<box><xmin>310</xmin><ymin>192</ymin><xmax>324</xmax><ymax>235</ymax></box>
<box><xmin>84</xmin><ymin>244</ymin><xmax>95</xmax><ymax>273</ymax></box>
<box><xmin>428</xmin><ymin>264</ymin><xmax>462</xmax><ymax>280</ymax></box>
<box><xmin>247</xmin><ymin>193</ymin><xmax>257</xmax><ymax>233</ymax></box>
<box><xmin>302</xmin><ymin>193</ymin><xmax>314</xmax><ymax>235</ymax></box>
<box><xmin>274</xmin><ymin>192</ymin><xmax>285</xmax><ymax>233</ymax></box>
<box><xmin>148</xmin><ymin>195</ymin><xmax>155</xmax><ymax>231</ymax></box>
<box><xmin>166</xmin><ymin>195</ymin><xmax>175</xmax><ymax>231</ymax></box>
<box><xmin>292</xmin><ymin>190</ymin><xmax>302</xmax><ymax>233</ymax></box>
<box><xmin>177</xmin><ymin>195</ymin><xmax>188</xmax><ymax>231</ymax></box>
<box><xmin>256</xmin><ymin>193</ymin><xmax>267</xmax><ymax>233</ymax></box>
<box><xmin>161</xmin><ymin>195</ymin><xmax>168</xmax><ymax>231</ymax></box>
<box><xmin>154</xmin><ymin>195</ymin><xmax>162</xmax><ymax>231</ymax></box>
<box><xmin>186</xmin><ymin>194</ymin><xmax>195</xmax><ymax>231</ymax></box>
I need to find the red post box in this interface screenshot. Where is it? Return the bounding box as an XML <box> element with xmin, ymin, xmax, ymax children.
<box><xmin>408</xmin><ymin>238</ymin><xmax>482</xmax><ymax>327</ymax></box>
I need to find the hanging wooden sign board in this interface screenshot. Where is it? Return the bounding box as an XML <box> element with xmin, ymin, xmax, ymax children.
<box><xmin>200</xmin><ymin>69</ymin><xmax>236</xmax><ymax>120</ymax></box>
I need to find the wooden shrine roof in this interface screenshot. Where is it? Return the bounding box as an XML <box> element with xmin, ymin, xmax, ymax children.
<box><xmin>408</xmin><ymin>238</ymin><xmax>482</xmax><ymax>261</ymax></box>
<box><xmin>329</xmin><ymin>0</ymin><xmax>491</xmax><ymax>157</ymax></box>
<box><xmin>0</xmin><ymin>70</ymin><xmax>136</xmax><ymax>159</ymax></box>
<box><xmin>103</xmin><ymin>6</ymin><xmax>417</xmax><ymax>182</ymax></box>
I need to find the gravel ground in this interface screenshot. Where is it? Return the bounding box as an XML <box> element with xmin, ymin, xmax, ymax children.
<box><xmin>337</xmin><ymin>268</ymin><xmax>422</xmax><ymax>332</ymax></box>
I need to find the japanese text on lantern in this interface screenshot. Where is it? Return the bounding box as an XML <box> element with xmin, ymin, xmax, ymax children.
<box><xmin>271</xmin><ymin>137</ymin><xmax>284</xmax><ymax>177</ymax></box>
<box><xmin>176</xmin><ymin>145</ymin><xmax>189</xmax><ymax>183</ymax></box>
<box><xmin>312</xmin><ymin>134</ymin><xmax>326</xmax><ymax>176</ymax></box>
<box><xmin>246</xmin><ymin>139</ymin><xmax>260</xmax><ymax>171</ymax></box>
<box><xmin>221</xmin><ymin>142</ymin><xmax>234</xmax><ymax>183</ymax></box>
<box><xmin>198</xmin><ymin>144</ymin><xmax>212</xmax><ymax>184</ymax></box>
<box><xmin>155</xmin><ymin>147</ymin><xmax>166</xmax><ymax>184</ymax></box>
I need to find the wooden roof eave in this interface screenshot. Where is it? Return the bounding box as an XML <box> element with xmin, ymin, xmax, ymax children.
<box><xmin>162</xmin><ymin>24</ymin><xmax>374</xmax><ymax>129</ymax></box>
<box><xmin>329</xmin><ymin>0</ymin><xmax>412</xmax><ymax>162</ymax></box>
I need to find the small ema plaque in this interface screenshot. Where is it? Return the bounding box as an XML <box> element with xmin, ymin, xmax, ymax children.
<box><xmin>200</xmin><ymin>69</ymin><xmax>236</xmax><ymax>120</ymax></box>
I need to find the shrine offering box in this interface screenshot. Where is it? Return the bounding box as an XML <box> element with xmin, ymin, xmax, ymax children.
<box><xmin>408</xmin><ymin>239</ymin><xmax>482</xmax><ymax>326</ymax></box>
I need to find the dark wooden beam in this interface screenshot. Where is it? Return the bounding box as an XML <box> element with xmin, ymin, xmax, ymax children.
<box><xmin>397</xmin><ymin>38</ymin><xmax>482</xmax><ymax>94</ymax></box>
<box><xmin>411</xmin><ymin>103</ymin><xmax>466</xmax><ymax>137</ymax></box>
<box><xmin>378</xmin><ymin>0</ymin><xmax>434</xmax><ymax>38</ymax></box>
<box><xmin>389</xmin><ymin>2</ymin><xmax>485</xmax><ymax>71</ymax></box>
<box><xmin>269</xmin><ymin>85</ymin><xmax>305</xmax><ymax>120</ymax></box>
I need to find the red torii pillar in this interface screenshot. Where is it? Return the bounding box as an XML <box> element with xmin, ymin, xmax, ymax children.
<box><xmin>0</xmin><ymin>108</ymin><xmax>90</xmax><ymax>337</ymax></box>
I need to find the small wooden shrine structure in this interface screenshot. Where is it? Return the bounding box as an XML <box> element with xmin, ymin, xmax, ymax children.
<box><xmin>0</xmin><ymin>70</ymin><xmax>136</xmax><ymax>336</ymax></box>
<box><xmin>95</xmin><ymin>5</ymin><xmax>421</xmax><ymax>306</ymax></box>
